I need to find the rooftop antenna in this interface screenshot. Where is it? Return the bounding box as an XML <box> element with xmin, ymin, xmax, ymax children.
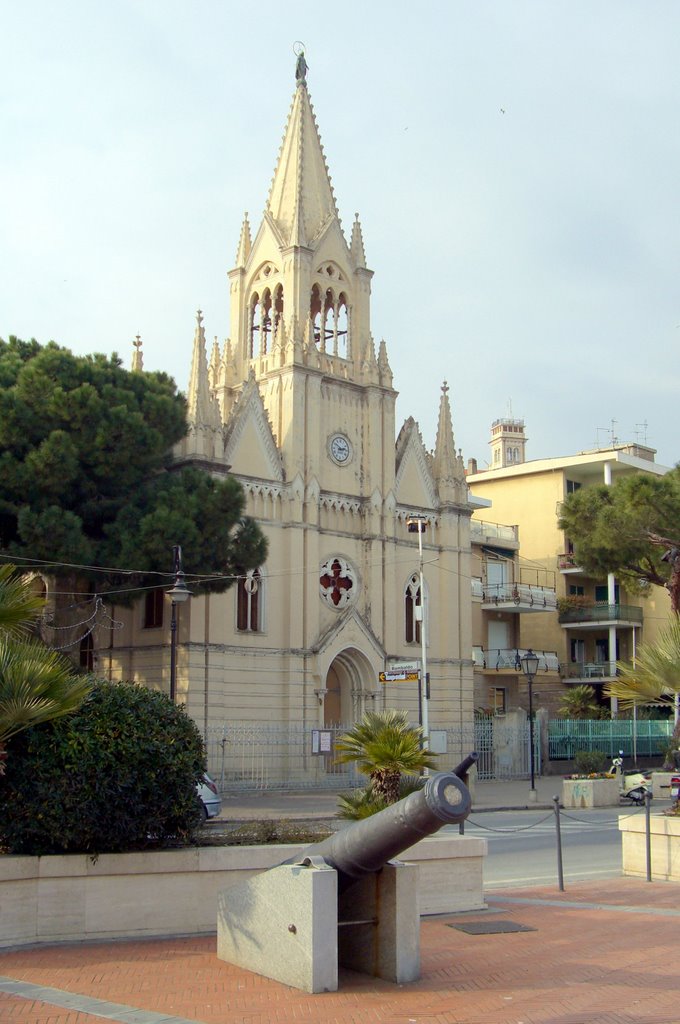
<box><xmin>610</xmin><ymin>418</ymin><xmax>619</xmax><ymax>446</ymax></box>
<box><xmin>635</xmin><ymin>420</ymin><xmax>649</xmax><ymax>445</ymax></box>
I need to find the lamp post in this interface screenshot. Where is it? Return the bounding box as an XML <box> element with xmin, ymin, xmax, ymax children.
<box><xmin>407</xmin><ymin>515</ymin><xmax>429</xmax><ymax>749</ymax></box>
<box><xmin>520</xmin><ymin>648</ymin><xmax>540</xmax><ymax>800</ymax></box>
<box><xmin>167</xmin><ymin>545</ymin><xmax>192</xmax><ymax>704</ymax></box>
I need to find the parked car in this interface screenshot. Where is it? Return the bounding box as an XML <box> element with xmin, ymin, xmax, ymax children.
<box><xmin>197</xmin><ymin>773</ymin><xmax>222</xmax><ymax>819</ymax></box>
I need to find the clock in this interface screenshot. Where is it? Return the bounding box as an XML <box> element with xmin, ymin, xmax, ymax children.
<box><xmin>329</xmin><ymin>433</ymin><xmax>351</xmax><ymax>464</ymax></box>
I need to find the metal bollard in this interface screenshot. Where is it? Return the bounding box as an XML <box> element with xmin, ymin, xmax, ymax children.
<box><xmin>553</xmin><ymin>795</ymin><xmax>564</xmax><ymax>892</ymax></box>
<box><xmin>645</xmin><ymin>789</ymin><xmax>652</xmax><ymax>882</ymax></box>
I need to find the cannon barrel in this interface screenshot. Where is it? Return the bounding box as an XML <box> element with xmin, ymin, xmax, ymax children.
<box><xmin>452</xmin><ymin>751</ymin><xmax>478</xmax><ymax>781</ymax></box>
<box><xmin>299</xmin><ymin>770</ymin><xmax>470</xmax><ymax>892</ymax></box>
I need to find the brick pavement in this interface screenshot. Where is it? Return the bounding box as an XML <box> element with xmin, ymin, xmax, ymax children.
<box><xmin>2</xmin><ymin>877</ymin><xmax>680</xmax><ymax>1024</ymax></box>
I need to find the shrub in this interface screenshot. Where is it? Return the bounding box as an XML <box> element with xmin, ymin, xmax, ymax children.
<box><xmin>573</xmin><ymin>749</ymin><xmax>608</xmax><ymax>775</ymax></box>
<box><xmin>0</xmin><ymin>681</ymin><xmax>206</xmax><ymax>855</ymax></box>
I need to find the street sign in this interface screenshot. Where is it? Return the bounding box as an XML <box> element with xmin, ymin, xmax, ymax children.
<box><xmin>379</xmin><ymin>670</ymin><xmax>420</xmax><ymax>683</ymax></box>
<box><xmin>388</xmin><ymin>661</ymin><xmax>420</xmax><ymax>673</ymax></box>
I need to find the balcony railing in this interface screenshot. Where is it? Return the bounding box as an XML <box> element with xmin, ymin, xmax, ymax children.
<box><xmin>481</xmin><ymin>583</ymin><xmax>558</xmax><ymax>611</ymax></box>
<box><xmin>558</xmin><ymin>602</ymin><xmax>643</xmax><ymax>626</ymax></box>
<box><xmin>562</xmin><ymin>662</ymin><xmax>620</xmax><ymax>681</ymax></box>
<box><xmin>557</xmin><ymin>553</ymin><xmax>581</xmax><ymax>571</ymax></box>
<box><xmin>472</xmin><ymin>646</ymin><xmax>559</xmax><ymax>672</ymax></box>
<box><xmin>470</xmin><ymin>520</ymin><xmax>519</xmax><ymax>545</ymax></box>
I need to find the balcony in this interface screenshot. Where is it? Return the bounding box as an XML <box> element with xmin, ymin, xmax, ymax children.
<box><xmin>562</xmin><ymin>662</ymin><xmax>620</xmax><ymax>683</ymax></box>
<box><xmin>470</xmin><ymin>520</ymin><xmax>519</xmax><ymax>549</ymax></box>
<box><xmin>558</xmin><ymin>553</ymin><xmax>583</xmax><ymax>573</ymax></box>
<box><xmin>481</xmin><ymin>582</ymin><xmax>557</xmax><ymax>613</ymax></box>
<box><xmin>472</xmin><ymin>646</ymin><xmax>560</xmax><ymax>673</ymax></box>
<box><xmin>558</xmin><ymin>601</ymin><xmax>643</xmax><ymax>628</ymax></box>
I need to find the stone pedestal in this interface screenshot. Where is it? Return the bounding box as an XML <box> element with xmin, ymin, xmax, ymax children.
<box><xmin>216</xmin><ymin>857</ymin><xmax>420</xmax><ymax>993</ymax></box>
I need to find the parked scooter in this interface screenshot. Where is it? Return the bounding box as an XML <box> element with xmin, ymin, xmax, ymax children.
<box><xmin>609</xmin><ymin>753</ymin><xmax>652</xmax><ymax>805</ymax></box>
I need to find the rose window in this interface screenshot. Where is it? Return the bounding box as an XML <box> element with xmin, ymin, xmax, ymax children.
<box><xmin>319</xmin><ymin>557</ymin><xmax>356</xmax><ymax>609</ymax></box>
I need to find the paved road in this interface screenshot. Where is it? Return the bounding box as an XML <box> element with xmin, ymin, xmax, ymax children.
<box><xmin>450</xmin><ymin>805</ymin><xmax>644</xmax><ymax>889</ymax></box>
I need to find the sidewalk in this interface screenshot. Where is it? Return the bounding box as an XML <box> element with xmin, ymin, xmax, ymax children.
<box><xmin>217</xmin><ymin>775</ymin><xmax>570</xmax><ymax>821</ymax></box>
<box><xmin>2</xmin><ymin>876</ymin><xmax>679</xmax><ymax>1024</ymax></box>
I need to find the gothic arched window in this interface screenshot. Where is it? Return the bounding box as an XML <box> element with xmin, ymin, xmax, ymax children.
<box><xmin>336</xmin><ymin>292</ymin><xmax>349</xmax><ymax>358</ymax></box>
<box><xmin>79</xmin><ymin>631</ymin><xmax>94</xmax><ymax>671</ymax></box>
<box><xmin>249</xmin><ymin>292</ymin><xmax>260</xmax><ymax>358</ymax></box>
<box><xmin>273</xmin><ymin>284</ymin><xmax>284</xmax><ymax>344</ymax></box>
<box><xmin>310</xmin><ymin>284</ymin><xmax>322</xmax><ymax>346</ymax></box>
<box><xmin>405</xmin><ymin>573</ymin><xmax>421</xmax><ymax>644</ymax></box>
<box><xmin>237</xmin><ymin>568</ymin><xmax>262</xmax><ymax>632</ymax></box>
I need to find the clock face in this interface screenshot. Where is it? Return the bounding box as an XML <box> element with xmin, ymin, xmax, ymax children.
<box><xmin>329</xmin><ymin>434</ymin><xmax>351</xmax><ymax>464</ymax></box>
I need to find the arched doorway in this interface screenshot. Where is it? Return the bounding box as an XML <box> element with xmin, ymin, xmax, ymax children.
<box><xmin>323</xmin><ymin>647</ymin><xmax>378</xmax><ymax>727</ymax></box>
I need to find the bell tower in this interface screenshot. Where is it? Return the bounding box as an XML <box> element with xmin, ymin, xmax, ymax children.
<box><xmin>489</xmin><ymin>417</ymin><xmax>527</xmax><ymax>469</ymax></box>
<box><xmin>208</xmin><ymin>53</ymin><xmax>396</xmax><ymax>498</ymax></box>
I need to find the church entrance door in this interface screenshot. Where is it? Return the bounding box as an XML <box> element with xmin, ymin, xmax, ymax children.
<box><xmin>323</xmin><ymin>648</ymin><xmax>376</xmax><ymax>728</ymax></box>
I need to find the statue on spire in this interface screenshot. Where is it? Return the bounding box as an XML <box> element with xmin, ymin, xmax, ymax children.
<box><xmin>294</xmin><ymin>42</ymin><xmax>308</xmax><ymax>85</ymax></box>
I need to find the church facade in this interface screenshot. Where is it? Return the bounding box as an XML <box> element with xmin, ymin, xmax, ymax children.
<box><xmin>103</xmin><ymin>63</ymin><xmax>476</xmax><ymax>762</ymax></box>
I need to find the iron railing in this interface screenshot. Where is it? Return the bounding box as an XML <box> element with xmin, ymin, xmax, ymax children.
<box><xmin>548</xmin><ymin>718</ymin><xmax>672</xmax><ymax>760</ymax></box>
<box><xmin>472</xmin><ymin>647</ymin><xmax>559</xmax><ymax>672</ymax></box>
<box><xmin>203</xmin><ymin>720</ymin><xmax>537</xmax><ymax>789</ymax></box>
<box><xmin>558</xmin><ymin>602</ymin><xmax>643</xmax><ymax>625</ymax></box>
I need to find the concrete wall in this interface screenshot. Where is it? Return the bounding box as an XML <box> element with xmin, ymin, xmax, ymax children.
<box><xmin>0</xmin><ymin>834</ymin><xmax>487</xmax><ymax>949</ymax></box>
<box><xmin>619</xmin><ymin>813</ymin><xmax>680</xmax><ymax>881</ymax></box>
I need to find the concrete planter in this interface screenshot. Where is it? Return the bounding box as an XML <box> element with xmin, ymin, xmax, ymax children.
<box><xmin>561</xmin><ymin>776</ymin><xmax>620</xmax><ymax>808</ymax></box>
<box><xmin>0</xmin><ymin>833</ymin><xmax>486</xmax><ymax>949</ymax></box>
<box><xmin>619</xmin><ymin>813</ymin><xmax>680</xmax><ymax>881</ymax></box>
<box><xmin>651</xmin><ymin>771</ymin><xmax>676</xmax><ymax>801</ymax></box>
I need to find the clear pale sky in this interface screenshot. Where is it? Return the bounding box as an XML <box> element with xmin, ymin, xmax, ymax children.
<box><xmin>3</xmin><ymin>1</ymin><xmax>678</xmax><ymax>470</ymax></box>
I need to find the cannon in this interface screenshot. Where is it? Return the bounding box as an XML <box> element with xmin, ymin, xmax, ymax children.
<box><xmin>303</xmin><ymin>769</ymin><xmax>471</xmax><ymax>892</ymax></box>
<box><xmin>217</xmin><ymin>766</ymin><xmax>473</xmax><ymax>993</ymax></box>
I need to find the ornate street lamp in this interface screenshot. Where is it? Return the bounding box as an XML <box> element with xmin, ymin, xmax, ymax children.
<box><xmin>406</xmin><ymin>514</ymin><xmax>429</xmax><ymax>750</ymax></box>
<box><xmin>167</xmin><ymin>545</ymin><xmax>192</xmax><ymax>704</ymax></box>
<box><xmin>520</xmin><ymin>648</ymin><xmax>540</xmax><ymax>798</ymax></box>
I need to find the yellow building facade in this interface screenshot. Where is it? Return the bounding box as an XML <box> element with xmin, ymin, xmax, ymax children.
<box><xmin>98</xmin><ymin>63</ymin><xmax>476</xmax><ymax>757</ymax></box>
<box><xmin>468</xmin><ymin>422</ymin><xmax>671</xmax><ymax>715</ymax></box>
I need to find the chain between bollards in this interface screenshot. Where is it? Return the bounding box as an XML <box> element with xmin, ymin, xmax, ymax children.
<box><xmin>553</xmin><ymin>795</ymin><xmax>565</xmax><ymax>892</ymax></box>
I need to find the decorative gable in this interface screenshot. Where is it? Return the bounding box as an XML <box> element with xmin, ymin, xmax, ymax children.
<box><xmin>395</xmin><ymin>417</ymin><xmax>438</xmax><ymax>509</ymax></box>
<box><xmin>223</xmin><ymin>371</ymin><xmax>284</xmax><ymax>482</ymax></box>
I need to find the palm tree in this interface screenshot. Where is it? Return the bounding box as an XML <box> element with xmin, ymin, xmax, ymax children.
<box><xmin>557</xmin><ymin>684</ymin><xmax>608</xmax><ymax>719</ymax></box>
<box><xmin>334</xmin><ymin>709</ymin><xmax>438</xmax><ymax>804</ymax></box>
<box><xmin>605</xmin><ymin>617</ymin><xmax>680</xmax><ymax>767</ymax></box>
<box><xmin>0</xmin><ymin>565</ymin><xmax>92</xmax><ymax>772</ymax></box>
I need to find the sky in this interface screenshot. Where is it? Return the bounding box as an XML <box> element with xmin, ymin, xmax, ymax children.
<box><xmin>2</xmin><ymin>1</ymin><xmax>679</xmax><ymax>470</ymax></box>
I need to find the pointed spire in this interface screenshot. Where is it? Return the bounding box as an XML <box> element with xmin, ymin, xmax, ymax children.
<box><xmin>208</xmin><ymin>336</ymin><xmax>221</xmax><ymax>389</ymax></box>
<box><xmin>433</xmin><ymin>381</ymin><xmax>467</xmax><ymax>501</ymax></box>
<box><xmin>377</xmin><ymin>339</ymin><xmax>392</xmax><ymax>387</ymax></box>
<box><xmin>234</xmin><ymin>213</ymin><xmax>252</xmax><ymax>267</ymax></box>
<box><xmin>350</xmin><ymin>213</ymin><xmax>367</xmax><ymax>268</ymax></box>
<box><xmin>187</xmin><ymin>310</ymin><xmax>221</xmax><ymax>430</ymax></box>
<box><xmin>131</xmin><ymin>334</ymin><xmax>143</xmax><ymax>372</ymax></box>
<box><xmin>266</xmin><ymin>75</ymin><xmax>340</xmax><ymax>247</ymax></box>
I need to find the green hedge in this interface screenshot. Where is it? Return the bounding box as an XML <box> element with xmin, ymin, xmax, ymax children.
<box><xmin>0</xmin><ymin>681</ymin><xmax>206</xmax><ymax>855</ymax></box>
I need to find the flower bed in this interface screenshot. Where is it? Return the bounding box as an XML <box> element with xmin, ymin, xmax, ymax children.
<box><xmin>562</xmin><ymin>775</ymin><xmax>620</xmax><ymax>808</ymax></box>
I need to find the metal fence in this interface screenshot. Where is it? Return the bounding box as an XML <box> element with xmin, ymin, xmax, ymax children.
<box><xmin>547</xmin><ymin>719</ymin><xmax>673</xmax><ymax>761</ymax></box>
<box><xmin>203</xmin><ymin>719</ymin><xmax>536</xmax><ymax>791</ymax></box>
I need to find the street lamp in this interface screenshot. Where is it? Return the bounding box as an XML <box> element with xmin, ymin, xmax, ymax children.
<box><xmin>167</xmin><ymin>545</ymin><xmax>192</xmax><ymax>704</ymax></box>
<box><xmin>520</xmin><ymin>648</ymin><xmax>540</xmax><ymax>799</ymax></box>
<box><xmin>407</xmin><ymin>515</ymin><xmax>429</xmax><ymax>749</ymax></box>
